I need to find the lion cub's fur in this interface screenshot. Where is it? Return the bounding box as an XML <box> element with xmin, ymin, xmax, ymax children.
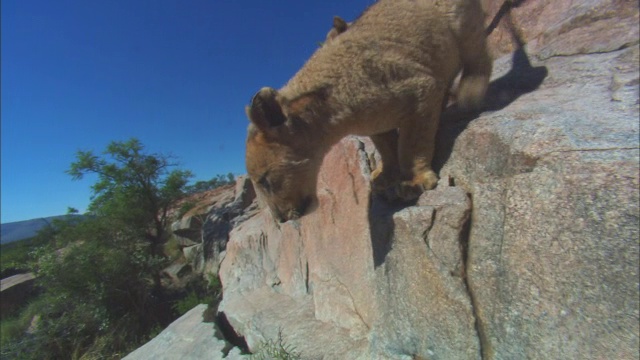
<box><xmin>246</xmin><ymin>0</ymin><xmax>492</xmax><ymax>222</ymax></box>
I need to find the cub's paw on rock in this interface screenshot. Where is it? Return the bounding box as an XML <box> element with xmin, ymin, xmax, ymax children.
<box><xmin>373</xmin><ymin>169</ymin><xmax>439</xmax><ymax>202</ymax></box>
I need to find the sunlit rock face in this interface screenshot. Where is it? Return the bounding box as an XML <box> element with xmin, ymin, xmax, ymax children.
<box><xmin>138</xmin><ymin>1</ymin><xmax>639</xmax><ymax>358</ymax></box>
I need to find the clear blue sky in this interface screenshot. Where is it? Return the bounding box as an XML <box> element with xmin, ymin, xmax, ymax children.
<box><xmin>1</xmin><ymin>0</ymin><xmax>372</xmax><ymax>223</ymax></box>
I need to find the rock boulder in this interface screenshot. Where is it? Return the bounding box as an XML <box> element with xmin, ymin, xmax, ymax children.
<box><xmin>0</xmin><ymin>273</ymin><xmax>37</xmax><ymax>318</ymax></box>
<box><xmin>134</xmin><ymin>1</ymin><xmax>639</xmax><ymax>358</ymax></box>
<box><xmin>217</xmin><ymin>2</ymin><xmax>639</xmax><ymax>358</ymax></box>
<box><xmin>123</xmin><ymin>304</ymin><xmax>247</xmax><ymax>360</ymax></box>
<box><xmin>437</xmin><ymin>42</ymin><xmax>639</xmax><ymax>360</ymax></box>
<box><xmin>482</xmin><ymin>0</ymin><xmax>639</xmax><ymax>59</ymax></box>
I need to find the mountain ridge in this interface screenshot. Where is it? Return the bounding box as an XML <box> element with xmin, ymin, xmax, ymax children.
<box><xmin>1</xmin><ymin>215</ymin><xmax>81</xmax><ymax>244</ymax></box>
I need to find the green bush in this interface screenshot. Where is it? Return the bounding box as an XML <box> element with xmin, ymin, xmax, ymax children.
<box><xmin>172</xmin><ymin>273</ymin><xmax>223</xmax><ymax>316</ymax></box>
<box><xmin>184</xmin><ymin>173</ymin><xmax>235</xmax><ymax>195</ymax></box>
<box><xmin>0</xmin><ymin>234</ymin><xmax>50</xmax><ymax>277</ymax></box>
<box><xmin>0</xmin><ymin>216</ymin><xmax>172</xmax><ymax>360</ymax></box>
<box><xmin>176</xmin><ymin>200</ymin><xmax>197</xmax><ymax>219</ymax></box>
<box><xmin>172</xmin><ymin>291</ymin><xmax>202</xmax><ymax>316</ymax></box>
<box><xmin>163</xmin><ymin>236</ymin><xmax>184</xmax><ymax>262</ymax></box>
<box><xmin>251</xmin><ymin>330</ymin><xmax>301</xmax><ymax>360</ymax></box>
<box><xmin>0</xmin><ymin>315</ymin><xmax>32</xmax><ymax>349</ymax></box>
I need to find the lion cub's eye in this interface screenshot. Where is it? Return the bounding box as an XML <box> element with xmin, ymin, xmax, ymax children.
<box><xmin>258</xmin><ymin>174</ymin><xmax>271</xmax><ymax>193</ymax></box>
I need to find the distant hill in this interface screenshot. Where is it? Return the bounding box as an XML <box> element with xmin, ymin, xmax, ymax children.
<box><xmin>1</xmin><ymin>215</ymin><xmax>82</xmax><ymax>245</ymax></box>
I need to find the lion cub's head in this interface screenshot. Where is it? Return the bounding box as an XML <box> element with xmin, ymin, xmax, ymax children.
<box><xmin>245</xmin><ymin>87</ymin><xmax>328</xmax><ymax>222</ymax></box>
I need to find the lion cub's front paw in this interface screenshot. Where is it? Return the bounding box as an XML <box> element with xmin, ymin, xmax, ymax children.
<box><xmin>372</xmin><ymin>169</ymin><xmax>438</xmax><ymax>202</ymax></box>
<box><xmin>415</xmin><ymin>170</ymin><xmax>439</xmax><ymax>191</ymax></box>
<box><xmin>395</xmin><ymin>170</ymin><xmax>439</xmax><ymax>202</ymax></box>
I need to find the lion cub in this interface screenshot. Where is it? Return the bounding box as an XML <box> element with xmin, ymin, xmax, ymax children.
<box><xmin>246</xmin><ymin>0</ymin><xmax>492</xmax><ymax>222</ymax></box>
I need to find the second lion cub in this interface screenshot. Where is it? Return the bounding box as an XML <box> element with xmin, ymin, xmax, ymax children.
<box><xmin>246</xmin><ymin>0</ymin><xmax>492</xmax><ymax>222</ymax></box>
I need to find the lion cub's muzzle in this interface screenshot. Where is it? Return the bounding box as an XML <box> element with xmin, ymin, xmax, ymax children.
<box><xmin>273</xmin><ymin>195</ymin><xmax>315</xmax><ymax>223</ymax></box>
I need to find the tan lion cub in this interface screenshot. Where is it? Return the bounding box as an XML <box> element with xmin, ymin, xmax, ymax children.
<box><xmin>246</xmin><ymin>0</ymin><xmax>492</xmax><ymax>222</ymax></box>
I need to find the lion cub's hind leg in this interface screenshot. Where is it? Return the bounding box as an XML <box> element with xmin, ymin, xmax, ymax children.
<box><xmin>370</xmin><ymin>130</ymin><xmax>401</xmax><ymax>197</ymax></box>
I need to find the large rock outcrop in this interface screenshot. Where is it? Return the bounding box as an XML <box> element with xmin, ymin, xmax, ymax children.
<box><xmin>169</xmin><ymin>178</ymin><xmax>258</xmax><ymax>277</ymax></box>
<box><xmin>128</xmin><ymin>1</ymin><xmax>638</xmax><ymax>358</ymax></box>
<box><xmin>0</xmin><ymin>273</ymin><xmax>37</xmax><ymax>318</ymax></box>
<box><xmin>482</xmin><ymin>0</ymin><xmax>639</xmax><ymax>59</ymax></box>
<box><xmin>123</xmin><ymin>305</ymin><xmax>246</xmax><ymax>360</ymax></box>
<box><xmin>217</xmin><ymin>1</ymin><xmax>639</xmax><ymax>359</ymax></box>
<box><xmin>435</xmin><ymin>47</ymin><xmax>639</xmax><ymax>360</ymax></box>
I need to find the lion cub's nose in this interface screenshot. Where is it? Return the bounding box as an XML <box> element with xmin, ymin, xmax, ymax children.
<box><xmin>278</xmin><ymin>196</ymin><xmax>314</xmax><ymax>223</ymax></box>
<box><xmin>274</xmin><ymin>212</ymin><xmax>287</xmax><ymax>223</ymax></box>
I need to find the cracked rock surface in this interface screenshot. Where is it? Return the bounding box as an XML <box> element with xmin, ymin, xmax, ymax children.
<box><xmin>218</xmin><ymin>137</ymin><xmax>482</xmax><ymax>359</ymax></box>
<box><xmin>436</xmin><ymin>44</ymin><xmax>639</xmax><ymax>360</ymax></box>
<box><xmin>123</xmin><ymin>305</ymin><xmax>247</xmax><ymax>360</ymax></box>
<box><xmin>219</xmin><ymin>138</ymin><xmax>375</xmax><ymax>359</ymax></box>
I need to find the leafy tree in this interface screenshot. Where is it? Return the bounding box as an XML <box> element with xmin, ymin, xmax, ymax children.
<box><xmin>67</xmin><ymin>138</ymin><xmax>193</xmax><ymax>256</ymax></box>
<box><xmin>1</xmin><ymin>139</ymin><xmax>235</xmax><ymax>359</ymax></box>
<box><xmin>184</xmin><ymin>172</ymin><xmax>235</xmax><ymax>195</ymax></box>
<box><xmin>2</xmin><ymin>215</ymin><xmax>169</xmax><ymax>359</ymax></box>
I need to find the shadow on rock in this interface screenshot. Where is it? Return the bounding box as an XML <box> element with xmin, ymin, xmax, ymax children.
<box><xmin>371</xmin><ymin>45</ymin><xmax>547</xmax><ymax>268</ymax></box>
<box><xmin>368</xmin><ymin>194</ymin><xmax>408</xmax><ymax>268</ymax></box>
<box><xmin>434</xmin><ymin>46</ymin><xmax>548</xmax><ymax>172</ymax></box>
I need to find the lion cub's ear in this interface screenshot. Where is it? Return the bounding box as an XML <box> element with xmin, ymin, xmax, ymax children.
<box><xmin>333</xmin><ymin>16</ymin><xmax>348</xmax><ymax>33</ymax></box>
<box><xmin>326</xmin><ymin>16</ymin><xmax>349</xmax><ymax>42</ymax></box>
<box><xmin>247</xmin><ymin>87</ymin><xmax>287</xmax><ymax>136</ymax></box>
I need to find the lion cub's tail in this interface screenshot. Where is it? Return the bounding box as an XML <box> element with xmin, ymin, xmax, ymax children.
<box><xmin>457</xmin><ymin>67</ymin><xmax>491</xmax><ymax>110</ymax></box>
<box><xmin>456</xmin><ymin>40</ymin><xmax>492</xmax><ymax>110</ymax></box>
<box><xmin>455</xmin><ymin>1</ymin><xmax>493</xmax><ymax>110</ymax></box>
